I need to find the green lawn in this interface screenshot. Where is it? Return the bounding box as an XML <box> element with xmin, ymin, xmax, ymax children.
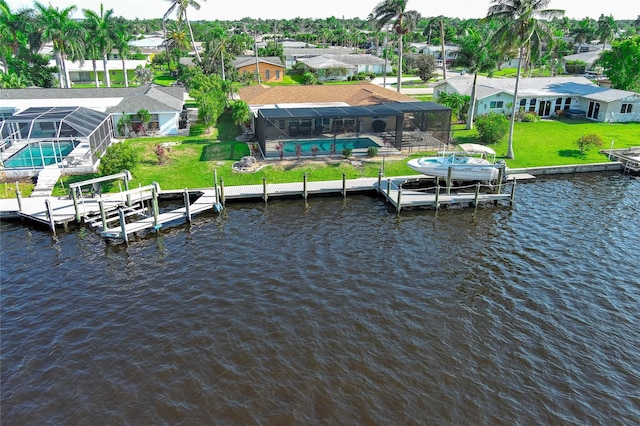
<box><xmin>452</xmin><ymin>118</ymin><xmax>639</xmax><ymax>168</ymax></box>
<box><xmin>5</xmin><ymin>113</ymin><xmax>639</xmax><ymax>199</ymax></box>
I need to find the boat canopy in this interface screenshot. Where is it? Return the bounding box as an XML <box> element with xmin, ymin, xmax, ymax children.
<box><xmin>458</xmin><ymin>143</ymin><xmax>496</xmax><ymax>156</ymax></box>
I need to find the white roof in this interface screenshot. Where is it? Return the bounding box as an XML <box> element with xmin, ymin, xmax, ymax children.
<box><xmin>48</xmin><ymin>59</ymin><xmax>148</xmax><ymax>72</ymax></box>
<box><xmin>459</xmin><ymin>143</ymin><xmax>496</xmax><ymax>156</ymax></box>
<box><xmin>435</xmin><ymin>75</ymin><xmax>637</xmax><ymax>102</ymax></box>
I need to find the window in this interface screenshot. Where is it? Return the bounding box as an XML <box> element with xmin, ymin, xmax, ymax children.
<box><xmin>520</xmin><ymin>99</ymin><xmax>527</xmax><ymax>106</ymax></box>
<box><xmin>555</xmin><ymin>98</ymin><xmax>562</xmax><ymax>107</ymax></box>
<box><xmin>265</xmin><ymin>69</ymin><xmax>270</xmax><ymax>80</ymax></box>
<box><xmin>564</xmin><ymin>97</ymin><xmax>572</xmax><ymax>111</ymax></box>
<box><xmin>276</xmin><ymin>70</ymin><xmax>280</xmax><ymax>79</ymax></box>
<box><xmin>489</xmin><ymin>101</ymin><xmax>504</xmax><ymax>109</ymax></box>
<box><xmin>621</xmin><ymin>103</ymin><xmax>633</xmax><ymax>114</ymax></box>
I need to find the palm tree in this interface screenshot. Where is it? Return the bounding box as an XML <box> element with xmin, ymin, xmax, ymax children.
<box><xmin>486</xmin><ymin>0</ymin><xmax>564</xmax><ymax>159</ymax></box>
<box><xmin>83</xmin><ymin>4</ymin><xmax>116</xmax><ymax>87</ymax></box>
<box><xmin>454</xmin><ymin>29</ymin><xmax>495</xmax><ymax>129</ymax></box>
<box><xmin>596</xmin><ymin>14</ymin><xmax>617</xmax><ymax>49</ymax></box>
<box><xmin>372</xmin><ymin>0</ymin><xmax>420</xmax><ymax>92</ymax></box>
<box><xmin>572</xmin><ymin>18</ymin><xmax>596</xmax><ymax>53</ymax></box>
<box><xmin>34</xmin><ymin>2</ymin><xmax>84</xmax><ymax>88</ymax></box>
<box><xmin>163</xmin><ymin>0</ymin><xmax>205</xmax><ymax>62</ymax></box>
<box><xmin>165</xmin><ymin>22</ymin><xmax>190</xmax><ymax>71</ymax></box>
<box><xmin>84</xmin><ymin>37</ymin><xmax>102</xmax><ymax>87</ymax></box>
<box><xmin>113</xmin><ymin>27</ymin><xmax>137</xmax><ymax>87</ymax></box>
<box><xmin>0</xmin><ymin>1</ymin><xmax>35</xmax><ymax>73</ymax></box>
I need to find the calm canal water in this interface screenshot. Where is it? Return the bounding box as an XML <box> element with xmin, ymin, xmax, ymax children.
<box><xmin>1</xmin><ymin>173</ymin><xmax>639</xmax><ymax>424</ymax></box>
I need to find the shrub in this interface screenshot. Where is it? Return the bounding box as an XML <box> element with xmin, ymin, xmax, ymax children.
<box><xmin>575</xmin><ymin>134</ymin><xmax>603</xmax><ymax>155</ymax></box>
<box><xmin>475</xmin><ymin>113</ymin><xmax>510</xmax><ymax>144</ymax></box>
<box><xmin>342</xmin><ymin>148</ymin><xmax>352</xmax><ymax>158</ymax></box>
<box><xmin>367</xmin><ymin>146</ymin><xmax>378</xmax><ymax>157</ymax></box>
<box><xmin>515</xmin><ymin>111</ymin><xmax>540</xmax><ymax>122</ymax></box>
<box><xmin>302</xmin><ymin>72</ymin><xmax>317</xmax><ymax>85</ymax></box>
<box><xmin>99</xmin><ymin>141</ymin><xmax>140</xmax><ymax>176</ymax></box>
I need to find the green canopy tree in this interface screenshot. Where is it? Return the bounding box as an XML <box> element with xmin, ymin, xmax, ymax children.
<box><xmin>599</xmin><ymin>36</ymin><xmax>640</xmax><ymax>92</ymax></box>
<box><xmin>486</xmin><ymin>0</ymin><xmax>564</xmax><ymax>159</ymax></box>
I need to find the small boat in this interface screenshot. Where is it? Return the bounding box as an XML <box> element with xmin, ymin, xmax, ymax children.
<box><xmin>407</xmin><ymin>143</ymin><xmax>506</xmax><ymax>182</ymax></box>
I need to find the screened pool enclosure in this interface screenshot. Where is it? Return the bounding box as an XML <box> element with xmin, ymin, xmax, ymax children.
<box><xmin>0</xmin><ymin>106</ymin><xmax>113</xmax><ymax>173</ymax></box>
<box><xmin>253</xmin><ymin>101</ymin><xmax>452</xmax><ymax>159</ymax></box>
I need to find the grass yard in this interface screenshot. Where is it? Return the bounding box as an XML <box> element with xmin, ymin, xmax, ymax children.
<box><xmin>452</xmin><ymin>118</ymin><xmax>640</xmax><ymax>168</ymax></box>
<box><xmin>5</xmin><ymin>112</ymin><xmax>638</xmax><ymax>199</ymax></box>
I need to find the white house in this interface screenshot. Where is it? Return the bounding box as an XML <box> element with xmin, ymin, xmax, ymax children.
<box><xmin>0</xmin><ymin>85</ymin><xmax>186</xmax><ymax>136</ymax></box>
<box><xmin>297</xmin><ymin>54</ymin><xmax>388</xmax><ymax>81</ymax></box>
<box><xmin>433</xmin><ymin>75</ymin><xmax>640</xmax><ymax>123</ymax></box>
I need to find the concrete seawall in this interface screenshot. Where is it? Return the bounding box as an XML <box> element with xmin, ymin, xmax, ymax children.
<box><xmin>511</xmin><ymin>162</ymin><xmax>624</xmax><ymax>176</ymax></box>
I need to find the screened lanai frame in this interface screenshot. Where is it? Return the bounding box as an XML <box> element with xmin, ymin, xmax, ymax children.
<box><xmin>254</xmin><ymin>101</ymin><xmax>452</xmax><ymax>158</ymax></box>
<box><xmin>0</xmin><ymin>106</ymin><xmax>113</xmax><ymax>170</ymax></box>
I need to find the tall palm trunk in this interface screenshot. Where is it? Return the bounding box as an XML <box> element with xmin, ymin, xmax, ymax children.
<box><xmin>121</xmin><ymin>58</ymin><xmax>129</xmax><ymax>87</ymax></box>
<box><xmin>61</xmin><ymin>54</ymin><xmax>71</xmax><ymax>88</ymax></box>
<box><xmin>55</xmin><ymin>53</ymin><xmax>65</xmax><ymax>88</ymax></box>
<box><xmin>185</xmin><ymin>17</ymin><xmax>201</xmax><ymax>62</ymax></box>
<box><xmin>466</xmin><ymin>72</ymin><xmax>478</xmax><ymax>130</ymax></box>
<box><xmin>440</xmin><ymin>20</ymin><xmax>447</xmax><ymax>80</ymax></box>
<box><xmin>396</xmin><ymin>34</ymin><xmax>402</xmax><ymax>92</ymax></box>
<box><xmin>506</xmin><ymin>45</ymin><xmax>524</xmax><ymax>159</ymax></box>
<box><xmin>102</xmin><ymin>54</ymin><xmax>111</xmax><ymax>87</ymax></box>
<box><xmin>92</xmin><ymin>59</ymin><xmax>100</xmax><ymax>87</ymax></box>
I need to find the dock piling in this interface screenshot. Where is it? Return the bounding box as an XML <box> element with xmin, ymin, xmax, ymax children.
<box><xmin>446</xmin><ymin>167</ymin><xmax>453</xmax><ymax>194</ymax></box>
<box><xmin>474</xmin><ymin>182</ymin><xmax>480</xmax><ymax>210</ymax></box>
<box><xmin>510</xmin><ymin>179</ymin><xmax>517</xmax><ymax>206</ymax></box>
<box><xmin>151</xmin><ymin>182</ymin><xmax>160</xmax><ymax>229</ymax></box>
<box><xmin>342</xmin><ymin>173</ymin><xmax>347</xmax><ymax>198</ymax></box>
<box><xmin>184</xmin><ymin>188</ymin><xmax>191</xmax><ymax>222</ymax></box>
<box><xmin>45</xmin><ymin>199</ymin><xmax>55</xmax><ymax>234</ymax></box>
<box><xmin>98</xmin><ymin>199</ymin><xmax>107</xmax><ymax>230</ymax></box>
<box><xmin>262</xmin><ymin>177</ymin><xmax>268</xmax><ymax>203</ymax></box>
<box><xmin>396</xmin><ymin>187</ymin><xmax>402</xmax><ymax>215</ymax></box>
<box><xmin>435</xmin><ymin>185</ymin><xmax>440</xmax><ymax>210</ymax></box>
<box><xmin>386</xmin><ymin>179</ymin><xmax>391</xmax><ymax>204</ymax></box>
<box><xmin>378</xmin><ymin>169</ymin><xmax>383</xmax><ymax>192</ymax></box>
<box><xmin>118</xmin><ymin>208</ymin><xmax>128</xmax><ymax>244</ymax></box>
<box><xmin>219</xmin><ymin>177</ymin><xmax>226</xmax><ymax>206</ymax></box>
<box><xmin>15</xmin><ymin>181</ymin><xmax>22</xmax><ymax>212</ymax></box>
<box><xmin>303</xmin><ymin>173</ymin><xmax>308</xmax><ymax>201</ymax></box>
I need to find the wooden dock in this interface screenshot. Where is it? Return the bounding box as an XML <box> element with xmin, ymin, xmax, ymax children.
<box><xmin>0</xmin><ymin>172</ymin><xmax>523</xmax><ymax>242</ymax></box>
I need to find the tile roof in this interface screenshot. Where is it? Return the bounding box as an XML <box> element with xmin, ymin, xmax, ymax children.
<box><xmin>237</xmin><ymin>82</ymin><xmax>415</xmax><ymax>107</ymax></box>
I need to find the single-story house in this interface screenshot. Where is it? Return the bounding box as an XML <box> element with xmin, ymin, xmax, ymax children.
<box><xmin>297</xmin><ymin>54</ymin><xmax>389</xmax><ymax>81</ymax></box>
<box><xmin>283</xmin><ymin>46</ymin><xmax>359</xmax><ymax>68</ymax></box>
<box><xmin>234</xmin><ymin>56</ymin><xmax>285</xmax><ymax>83</ymax></box>
<box><xmin>563</xmin><ymin>49</ymin><xmax>606</xmax><ymax>74</ymax></box>
<box><xmin>0</xmin><ymin>106</ymin><xmax>113</xmax><ymax>176</ymax></box>
<box><xmin>433</xmin><ymin>75</ymin><xmax>640</xmax><ymax>123</ymax></box>
<box><xmin>237</xmin><ymin>82</ymin><xmax>451</xmax><ymax>157</ymax></box>
<box><xmin>0</xmin><ymin>85</ymin><xmax>185</xmax><ymax>135</ymax></box>
<box><xmin>0</xmin><ymin>85</ymin><xmax>186</xmax><ymax>173</ymax></box>
<box><xmin>48</xmin><ymin>59</ymin><xmax>149</xmax><ymax>86</ymax></box>
<box><xmin>409</xmin><ymin>43</ymin><xmax>459</xmax><ymax>64</ymax></box>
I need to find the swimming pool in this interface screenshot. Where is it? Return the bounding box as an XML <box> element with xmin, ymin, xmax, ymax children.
<box><xmin>280</xmin><ymin>137</ymin><xmax>379</xmax><ymax>155</ymax></box>
<box><xmin>4</xmin><ymin>141</ymin><xmax>78</xmax><ymax>168</ymax></box>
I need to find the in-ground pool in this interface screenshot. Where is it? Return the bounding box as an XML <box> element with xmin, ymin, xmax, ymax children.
<box><xmin>4</xmin><ymin>141</ymin><xmax>78</xmax><ymax>168</ymax></box>
<box><xmin>280</xmin><ymin>137</ymin><xmax>379</xmax><ymax>155</ymax></box>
